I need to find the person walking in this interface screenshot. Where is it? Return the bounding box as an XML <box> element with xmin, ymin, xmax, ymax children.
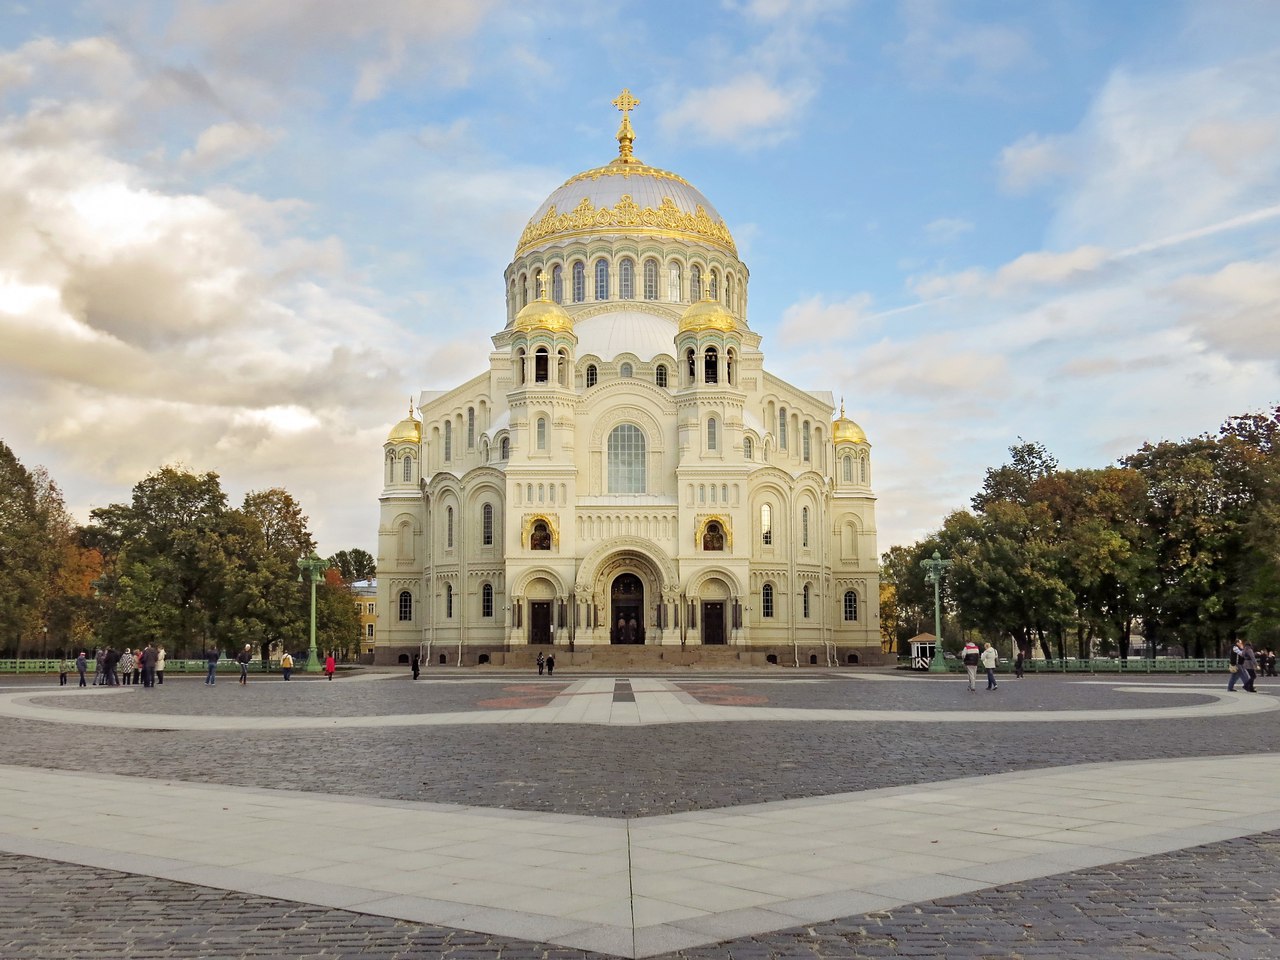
<box><xmin>205</xmin><ymin>647</ymin><xmax>220</xmax><ymax>685</ymax></box>
<box><xmin>410</xmin><ymin>653</ymin><xmax>419</xmax><ymax>680</ymax></box>
<box><xmin>1228</xmin><ymin>639</ymin><xmax>1245</xmax><ymax>692</ymax></box>
<box><xmin>961</xmin><ymin>640</ymin><xmax>980</xmax><ymax>694</ymax></box>
<box><xmin>58</xmin><ymin>656</ymin><xmax>71</xmax><ymax>686</ymax></box>
<box><xmin>280</xmin><ymin>651</ymin><xmax>293</xmax><ymax>681</ymax></box>
<box><xmin>545</xmin><ymin>652</ymin><xmax>556</xmax><ymax>677</ymax></box>
<box><xmin>1241</xmin><ymin>641</ymin><xmax>1259</xmax><ymax>693</ymax></box>
<box><xmin>76</xmin><ymin>651</ymin><xmax>87</xmax><ymax>687</ymax></box>
<box><xmin>536</xmin><ymin>652</ymin><xmax>545</xmax><ymax>676</ymax></box>
<box><xmin>237</xmin><ymin>645</ymin><xmax>252</xmax><ymax>685</ymax></box>
<box><xmin>1014</xmin><ymin>647</ymin><xmax>1025</xmax><ymax>679</ymax></box>
<box><xmin>104</xmin><ymin>647</ymin><xmax>120</xmax><ymax>686</ymax></box>
<box><xmin>1267</xmin><ymin>649</ymin><xmax>1278</xmax><ymax>678</ymax></box>
<box><xmin>324</xmin><ymin>652</ymin><xmax>336</xmax><ymax>680</ymax></box>
<box><xmin>155</xmin><ymin>646</ymin><xmax>165</xmax><ymax>685</ymax></box>
<box><xmin>981</xmin><ymin>642</ymin><xmax>999</xmax><ymax>691</ymax></box>
<box><xmin>92</xmin><ymin>648</ymin><xmax>104</xmax><ymax>686</ymax></box>
<box><xmin>141</xmin><ymin>643</ymin><xmax>157</xmax><ymax>688</ymax></box>
<box><xmin>131</xmin><ymin>650</ymin><xmax>142</xmax><ymax>686</ymax></box>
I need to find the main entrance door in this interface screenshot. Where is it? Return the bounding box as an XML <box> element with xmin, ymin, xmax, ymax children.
<box><xmin>610</xmin><ymin>573</ymin><xmax>645</xmax><ymax>644</ymax></box>
<box><xmin>701</xmin><ymin>601</ymin><xmax>725</xmax><ymax>644</ymax></box>
<box><xmin>529</xmin><ymin>601</ymin><xmax>552</xmax><ymax>644</ymax></box>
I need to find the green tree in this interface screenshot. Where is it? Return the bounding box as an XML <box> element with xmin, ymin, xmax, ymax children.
<box><xmin>329</xmin><ymin>548</ymin><xmax>376</xmax><ymax>584</ymax></box>
<box><xmin>316</xmin><ymin>568</ymin><xmax>360</xmax><ymax>661</ymax></box>
<box><xmin>0</xmin><ymin>444</ymin><xmax>59</xmax><ymax>654</ymax></box>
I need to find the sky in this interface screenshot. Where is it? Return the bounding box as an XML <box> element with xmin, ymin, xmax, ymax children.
<box><xmin>1</xmin><ymin>0</ymin><xmax>1278</xmax><ymax>557</ymax></box>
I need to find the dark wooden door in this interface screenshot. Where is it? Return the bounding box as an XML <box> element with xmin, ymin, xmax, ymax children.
<box><xmin>530</xmin><ymin>602</ymin><xmax>552</xmax><ymax>644</ymax></box>
<box><xmin>701</xmin><ymin>602</ymin><xmax>725</xmax><ymax>644</ymax></box>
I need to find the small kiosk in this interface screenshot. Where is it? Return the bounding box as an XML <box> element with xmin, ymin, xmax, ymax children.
<box><xmin>909</xmin><ymin>632</ymin><xmax>940</xmax><ymax>671</ymax></box>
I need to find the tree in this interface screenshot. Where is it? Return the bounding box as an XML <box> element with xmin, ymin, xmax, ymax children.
<box><xmin>329</xmin><ymin>548</ymin><xmax>376</xmax><ymax>584</ymax></box>
<box><xmin>316</xmin><ymin>568</ymin><xmax>360</xmax><ymax>660</ymax></box>
<box><xmin>0</xmin><ymin>444</ymin><xmax>59</xmax><ymax>654</ymax></box>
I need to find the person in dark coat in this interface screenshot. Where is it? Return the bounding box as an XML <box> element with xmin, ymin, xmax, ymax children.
<box><xmin>76</xmin><ymin>652</ymin><xmax>87</xmax><ymax>687</ymax></box>
<box><xmin>536</xmin><ymin>652</ymin><xmax>545</xmax><ymax>675</ymax></box>
<box><xmin>411</xmin><ymin>653</ymin><xmax>420</xmax><ymax>680</ymax></box>
<box><xmin>545</xmin><ymin>653</ymin><xmax>555</xmax><ymax>676</ymax></box>
<box><xmin>205</xmin><ymin>647</ymin><xmax>220</xmax><ymax>685</ymax></box>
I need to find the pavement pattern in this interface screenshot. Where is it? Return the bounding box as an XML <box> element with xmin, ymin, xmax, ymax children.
<box><xmin>0</xmin><ymin>669</ymin><xmax>1277</xmax><ymax>959</ymax></box>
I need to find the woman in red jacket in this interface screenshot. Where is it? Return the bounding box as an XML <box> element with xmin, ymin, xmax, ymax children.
<box><xmin>324</xmin><ymin>652</ymin><xmax>336</xmax><ymax>680</ymax></box>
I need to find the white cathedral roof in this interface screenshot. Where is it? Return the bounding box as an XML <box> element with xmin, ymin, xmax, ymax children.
<box><xmin>574</xmin><ymin>309</ymin><xmax>678</xmax><ymax>362</ymax></box>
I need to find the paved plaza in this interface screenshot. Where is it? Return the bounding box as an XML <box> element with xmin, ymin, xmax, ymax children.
<box><xmin>0</xmin><ymin>668</ymin><xmax>1277</xmax><ymax>958</ymax></box>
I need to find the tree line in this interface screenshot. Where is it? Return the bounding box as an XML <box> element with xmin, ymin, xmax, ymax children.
<box><xmin>881</xmin><ymin>406</ymin><xmax>1280</xmax><ymax>660</ymax></box>
<box><xmin>0</xmin><ymin>442</ymin><xmax>376</xmax><ymax>660</ymax></box>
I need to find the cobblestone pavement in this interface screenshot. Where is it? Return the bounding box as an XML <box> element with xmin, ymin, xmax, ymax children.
<box><xmin>3</xmin><ymin>832</ymin><xmax>1277</xmax><ymax>959</ymax></box>
<box><xmin>2</xmin><ymin>671</ymin><xmax>1277</xmax><ymax>958</ymax></box>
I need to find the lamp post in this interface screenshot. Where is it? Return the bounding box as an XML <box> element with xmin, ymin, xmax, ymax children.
<box><xmin>297</xmin><ymin>552</ymin><xmax>327</xmax><ymax>673</ymax></box>
<box><xmin>920</xmin><ymin>550</ymin><xmax>954</xmax><ymax>673</ymax></box>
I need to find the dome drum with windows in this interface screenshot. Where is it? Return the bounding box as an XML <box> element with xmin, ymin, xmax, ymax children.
<box><xmin>375</xmin><ymin>89</ymin><xmax>883</xmax><ymax>668</ymax></box>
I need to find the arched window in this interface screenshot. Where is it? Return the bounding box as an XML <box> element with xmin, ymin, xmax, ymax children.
<box><xmin>586</xmin><ymin>364</ymin><xmax>598</xmax><ymax>388</ymax></box>
<box><xmin>744</xmin><ymin>436</ymin><xmax>753</xmax><ymax>460</ymax></box>
<box><xmin>535</xmin><ymin>348</ymin><xmax>549</xmax><ymax>383</ymax></box>
<box><xmin>803</xmin><ymin>583</ymin><xmax>811</xmax><ymax>618</ymax></box>
<box><xmin>530</xmin><ymin>521</ymin><xmax>551</xmax><ymax>550</ymax></box>
<box><xmin>552</xmin><ymin>264</ymin><xmax>563</xmax><ymax>303</ymax></box>
<box><xmin>644</xmin><ymin>259</ymin><xmax>658</xmax><ymax>300</ymax></box>
<box><xmin>709</xmin><ymin>269</ymin><xmax>719</xmax><ymax>300</ymax></box>
<box><xmin>861</xmin><ymin>453</ymin><xmax>868</xmax><ymax>483</ymax></box>
<box><xmin>482</xmin><ymin>583</ymin><xmax>494</xmax><ymax>617</ymax></box>
<box><xmin>500</xmin><ymin>436</ymin><xmax>510</xmax><ymax>460</ymax></box>
<box><xmin>482</xmin><ymin>503</ymin><xmax>494</xmax><ymax>546</ymax></box>
<box><xmin>443</xmin><ymin>421</ymin><xmax>452</xmax><ymax>460</ymax></box>
<box><xmin>761</xmin><ymin>503</ymin><xmax>772</xmax><ymax>545</ymax></box>
<box><xmin>446</xmin><ymin>583</ymin><xmax>454</xmax><ymax>618</ymax></box>
<box><xmin>685</xmin><ymin>347</ymin><xmax>696</xmax><ymax>383</ymax></box>
<box><xmin>761</xmin><ymin>583</ymin><xmax>774</xmax><ymax>618</ymax></box>
<box><xmin>802</xmin><ymin>506</ymin><xmax>810</xmax><ymax>547</ymax></box>
<box><xmin>516</xmin><ymin>348</ymin><xmax>526</xmax><ymax>385</ymax></box>
<box><xmin>802</xmin><ymin>421</ymin><xmax>811</xmax><ymax>462</ymax></box>
<box><xmin>668</xmin><ymin>262</ymin><xmax>682</xmax><ymax>302</ymax></box>
<box><xmin>558</xmin><ymin>348</ymin><xmax>569</xmax><ymax>386</ymax></box>
<box><xmin>533</xmin><ymin>269</ymin><xmax>543</xmax><ymax>300</ymax></box>
<box><xmin>402</xmin><ymin>455</ymin><xmax>413</xmax><ymax>482</ymax></box>
<box><xmin>387</xmin><ymin>453</ymin><xmax>395</xmax><ymax>483</ymax></box>
<box><xmin>704</xmin><ymin>346</ymin><xmax>718</xmax><ymax>384</ymax></box>
<box><xmin>619</xmin><ymin>258</ymin><xmax>634</xmax><ymax>300</ymax></box>
<box><xmin>690</xmin><ymin>264</ymin><xmax>702</xmax><ymax>301</ymax></box>
<box><xmin>607</xmin><ymin>423</ymin><xmax>646</xmax><ymax>493</ymax></box>
<box><xmin>703</xmin><ymin>521</ymin><xmax>725</xmax><ymax>551</ymax></box>
<box><xmin>518</xmin><ymin>273</ymin><xmax>528</xmax><ymax>307</ymax></box>
<box><xmin>707</xmin><ymin>417</ymin><xmax>717</xmax><ymax>450</ymax></box>
<box><xmin>536</xmin><ymin>417</ymin><xmax>546</xmax><ymax>450</ymax></box>
<box><xmin>843</xmin><ymin>455</ymin><xmax>852</xmax><ymax>482</ymax></box>
<box><xmin>726</xmin><ymin>273</ymin><xmax>735</xmax><ymax>310</ymax></box>
<box><xmin>655</xmin><ymin>364</ymin><xmax>668</xmax><ymax>388</ymax></box>
<box><xmin>398</xmin><ymin>590</ymin><xmax>413</xmax><ymax>621</ymax></box>
<box><xmin>726</xmin><ymin>348</ymin><xmax>735</xmax><ymax>385</ymax></box>
<box><xmin>595</xmin><ymin>258</ymin><xmax>609</xmax><ymax>300</ymax></box>
<box><xmin>467</xmin><ymin>408</ymin><xmax>475</xmax><ymax>449</ymax></box>
<box><xmin>619</xmin><ymin>362</ymin><xmax>633</xmax><ymax>378</ymax></box>
<box><xmin>572</xmin><ymin>261</ymin><xmax>585</xmax><ymax>303</ymax></box>
<box><xmin>778</xmin><ymin>408</ymin><xmax>787</xmax><ymax>449</ymax></box>
<box><xmin>844</xmin><ymin>591</ymin><xmax>858</xmax><ymax>621</ymax></box>
<box><xmin>446</xmin><ymin>506</ymin><xmax>454</xmax><ymax>548</ymax></box>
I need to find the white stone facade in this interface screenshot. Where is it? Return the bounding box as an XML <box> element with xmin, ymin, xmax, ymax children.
<box><xmin>376</xmin><ymin>111</ymin><xmax>879</xmax><ymax>665</ymax></box>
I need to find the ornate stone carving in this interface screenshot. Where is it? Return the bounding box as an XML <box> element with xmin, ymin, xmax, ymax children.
<box><xmin>517</xmin><ymin>195</ymin><xmax>738</xmax><ymax>257</ymax></box>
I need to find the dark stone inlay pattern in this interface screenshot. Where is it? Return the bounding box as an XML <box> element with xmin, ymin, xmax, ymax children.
<box><xmin>614</xmin><ymin>680</ymin><xmax>635</xmax><ymax>703</ymax></box>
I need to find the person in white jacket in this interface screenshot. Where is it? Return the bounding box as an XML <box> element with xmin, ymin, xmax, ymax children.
<box><xmin>981</xmin><ymin>642</ymin><xmax>999</xmax><ymax>691</ymax></box>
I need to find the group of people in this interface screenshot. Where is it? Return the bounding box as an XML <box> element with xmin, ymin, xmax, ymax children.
<box><xmin>203</xmin><ymin>647</ymin><xmax>337</xmax><ymax>684</ymax></box>
<box><xmin>71</xmin><ymin>646</ymin><xmax>166</xmax><ymax>688</ymax></box>
<box><xmin>536</xmin><ymin>651</ymin><xmax>556</xmax><ymax>675</ymax></box>
<box><xmin>960</xmin><ymin>641</ymin><xmax>1000</xmax><ymax>692</ymax></box>
<box><xmin>1228</xmin><ymin>640</ymin><xmax>1276</xmax><ymax>693</ymax></box>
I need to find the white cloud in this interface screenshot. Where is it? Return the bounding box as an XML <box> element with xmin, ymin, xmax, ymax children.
<box><xmin>179</xmin><ymin>122</ymin><xmax>280</xmax><ymax>171</ymax></box>
<box><xmin>892</xmin><ymin>0</ymin><xmax>1036</xmax><ymax>91</ymax></box>
<box><xmin>660</xmin><ymin>74</ymin><xmax>813</xmax><ymax>147</ymax></box>
<box><xmin>924</xmin><ymin>217</ymin><xmax>973</xmax><ymax>244</ymax></box>
<box><xmin>778</xmin><ymin>293</ymin><xmax>874</xmax><ymax>342</ymax></box>
<box><xmin>999</xmin><ymin>132</ymin><xmax>1072</xmax><ymax>193</ymax></box>
<box><xmin>1165</xmin><ymin>259</ymin><xmax>1280</xmax><ymax>361</ymax></box>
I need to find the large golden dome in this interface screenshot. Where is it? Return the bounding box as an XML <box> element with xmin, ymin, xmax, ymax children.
<box><xmin>513</xmin><ymin>290</ymin><xmax>573</xmax><ymax>334</ymax></box>
<box><xmin>515</xmin><ymin>90</ymin><xmax>736</xmax><ymax>259</ymax></box>
<box><xmin>678</xmin><ymin>293</ymin><xmax>738</xmax><ymax>335</ymax></box>
<box><xmin>832</xmin><ymin>402</ymin><xmax>868</xmax><ymax>445</ymax></box>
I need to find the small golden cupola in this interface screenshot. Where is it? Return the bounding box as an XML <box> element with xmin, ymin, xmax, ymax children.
<box><xmin>386</xmin><ymin>399</ymin><xmax>422</xmax><ymax>444</ymax></box>
<box><xmin>678</xmin><ymin>288</ymin><xmax>738</xmax><ymax>336</ymax></box>
<box><xmin>513</xmin><ymin>279</ymin><xmax>573</xmax><ymax>335</ymax></box>
<box><xmin>832</xmin><ymin>400</ymin><xmax>868</xmax><ymax>445</ymax></box>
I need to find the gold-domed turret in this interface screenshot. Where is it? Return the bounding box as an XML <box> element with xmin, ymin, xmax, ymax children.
<box><xmin>513</xmin><ymin>281</ymin><xmax>573</xmax><ymax>334</ymax></box>
<box><xmin>387</xmin><ymin>398</ymin><xmax>421</xmax><ymax>444</ymax></box>
<box><xmin>678</xmin><ymin>291</ymin><xmax>737</xmax><ymax>335</ymax></box>
<box><xmin>832</xmin><ymin>400</ymin><xmax>868</xmax><ymax>444</ymax></box>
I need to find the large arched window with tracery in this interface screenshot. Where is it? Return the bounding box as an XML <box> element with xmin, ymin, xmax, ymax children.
<box><xmin>843</xmin><ymin>591</ymin><xmax>858</xmax><ymax>621</ymax></box>
<box><xmin>482</xmin><ymin>503</ymin><xmax>494</xmax><ymax>546</ymax></box>
<box><xmin>607</xmin><ymin>423</ymin><xmax>646</xmax><ymax>493</ymax></box>
<box><xmin>619</xmin><ymin>258</ymin><xmax>634</xmax><ymax>300</ymax></box>
<box><xmin>690</xmin><ymin>264</ymin><xmax>702</xmax><ymax>301</ymax></box>
<box><xmin>595</xmin><ymin>258</ymin><xmax>609</xmax><ymax>300</ymax></box>
<box><xmin>552</xmin><ymin>264</ymin><xmax>563</xmax><ymax>303</ymax></box>
<box><xmin>398</xmin><ymin>590</ymin><xmax>413</xmax><ymax>621</ymax></box>
<box><xmin>761</xmin><ymin>583</ymin><xmax>774</xmax><ymax>618</ymax></box>
<box><xmin>572</xmin><ymin>261</ymin><xmax>585</xmax><ymax>302</ymax></box>
<box><xmin>644</xmin><ymin>259</ymin><xmax>659</xmax><ymax>300</ymax></box>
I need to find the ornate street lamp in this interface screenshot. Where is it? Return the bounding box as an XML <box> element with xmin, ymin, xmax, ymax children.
<box><xmin>296</xmin><ymin>552</ymin><xmax>328</xmax><ymax>673</ymax></box>
<box><xmin>920</xmin><ymin>550</ymin><xmax>954</xmax><ymax>673</ymax></box>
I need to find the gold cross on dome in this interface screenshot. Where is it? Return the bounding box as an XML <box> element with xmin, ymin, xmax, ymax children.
<box><xmin>612</xmin><ymin>88</ymin><xmax>640</xmax><ymax>119</ymax></box>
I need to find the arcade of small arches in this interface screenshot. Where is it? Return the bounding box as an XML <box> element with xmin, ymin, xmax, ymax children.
<box><xmin>508</xmin><ymin>254</ymin><xmax>745</xmax><ymax>320</ymax></box>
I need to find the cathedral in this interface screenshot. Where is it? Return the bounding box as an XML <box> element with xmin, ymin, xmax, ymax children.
<box><xmin>375</xmin><ymin>91</ymin><xmax>881</xmax><ymax>667</ymax></box>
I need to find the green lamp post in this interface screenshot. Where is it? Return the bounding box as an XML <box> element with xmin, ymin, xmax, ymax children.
<box><xmin>920</xmin><ymin>550</ymin><xmax>954</xmax><ymax>673</ymax></box>
<box><xmin>297</xmin><ymin>551</ymin><xmax>327</xmax><ymax>673</ymax></box>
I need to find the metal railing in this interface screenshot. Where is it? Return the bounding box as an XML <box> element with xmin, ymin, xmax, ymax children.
<box><xmin>897</xmin><ymin>655</ymin><xmax>1232</xmax><ymax>674</ymax></box>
